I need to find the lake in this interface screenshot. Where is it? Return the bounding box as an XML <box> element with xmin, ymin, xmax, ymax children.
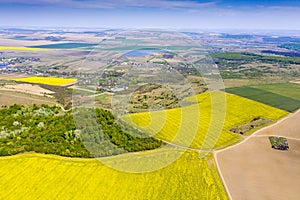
<box><xmin>123</xmin><ymin>50</ymin><xmax>164</xmax><ymax>57</ymax></box>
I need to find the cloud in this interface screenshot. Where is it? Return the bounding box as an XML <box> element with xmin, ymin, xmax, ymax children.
<box><xmin>0</xmin><ymin>0</ymin><xmax>216</xmax><ymax>9</ymax></box>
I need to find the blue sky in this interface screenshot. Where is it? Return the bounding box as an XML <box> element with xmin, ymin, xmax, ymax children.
<box><xmin>0</xmin><ymin>0</ymin><xmax>300</xmax><ymax>30</ymax></box>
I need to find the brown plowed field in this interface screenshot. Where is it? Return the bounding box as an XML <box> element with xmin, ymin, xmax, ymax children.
<box><xmin>216</xmin><ymin>111</ymin><xmax>300</xmax><ymax>200</ymax></box>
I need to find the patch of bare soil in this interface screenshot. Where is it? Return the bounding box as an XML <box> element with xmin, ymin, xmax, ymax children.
<box><xmin>0</xmin><ymin>84</ymin><xmax>54</xmax><ymax>97</ymax></box>
<box><xmin>0</xmin><ymin>38</ymin><xmax>57</xmax><ymax>46</ymax></box>
<box><xmin>216</xmin><ymin>111</ymin><xmax>300</xmax><ymax>200</ymax></box>
<box><xmin>256</xmin><ymin>110</ymin><xmax>300</xmax><ymax>139</ymax></box>
<box><xmin>0</xmin><ymin>74</ymin><xmax>27</xmax><ymax>79</ymax></box>
<box><xmin>290</xmin><ymin>80</ymin><xmax>300</xmax><ymax>84</ymax></box>
<box><xmin>0</xmin><ymin>90</ymin><xmax>56</xmax><ymax>107</ymax></box>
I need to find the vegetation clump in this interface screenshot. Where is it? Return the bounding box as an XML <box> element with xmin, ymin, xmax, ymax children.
<box><xmin>39</xmin><ymin>84</ymin><xmax>73</xmax><ymax>110</ymax></box>
<box><xmin>0</xmin><ymin>104</ymin><xmax>163</xmax><ymax>158</ymax></box>
<box><xmin>230</xmin><ymin>117</ymin><xmax>272</xmax><ymax>135</ymax></box>
<box><xmin>269</xmin><ymin>136</ymin><xmax>289</xmax><ymax>150</ymax></box>
<box><xmin>129</xmin><ymin>83</ymin><xmax>180</xmax><ymax>113</ymax></box>
<box><xmin>211</xmin><ymin>52</ymin><xmax>300</xmax><ymax>79</ymax></box>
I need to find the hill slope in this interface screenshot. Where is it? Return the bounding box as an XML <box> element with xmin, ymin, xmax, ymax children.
<box><xmin>124</xmin><ymin>91</ymin><xmax>287</xmax><ymax>149</ymax></box>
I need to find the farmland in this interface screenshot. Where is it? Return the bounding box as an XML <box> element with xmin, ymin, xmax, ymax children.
<box><xmin>0</xmin><ymin>150</ymin><xmax>228</xmax><ymax>200</ymax></box>
<box><xmin>226</xmin><ymin>82</ymin><xmax>300</xmax><ymax>112</ymax></box>
<box><xmin>123</xmin><ymin>91</ymin><xmax>287</xmax><ymax>149</ymax></box>
<box><xmin>0</xmin><ymin>83</ymin><xmax>54</xmax><ymax>97</ymax></box>
<box><xmin>7</xmin><ymin>76</ymin><xmax>77</xmax><ymax>86</ymax></box>
<box><xmin>216</xmin><ymin>109</ymin><xmax>300</xmax><ymax>200</ymax></box>
<box><xmin>0</xmin><ymin>46</ymin><xmax>42</xmax><ymax>51</ymax></box>
<box><xmin>28</xmin><ymin>43</ymin><xmax>98</xmax><ymax>49</ymax></box>
<box><xmin>0</xmin><ymin>90</ymin><xmax>56</xmax><ymax>107</ymax></box>
<box><xmin>1</xmin><ymin>28</ymin><xmax>300</xmax><ymax>199</ymax></box>
<box><xmin>105</xmin><ymin>45</ymin><xmax>199</xmax><ymax>51</ymax></box>
<box><xmin>250</xmin><ymin>82</ymin><xmax>300</xmax><ymax>101</ymax></box>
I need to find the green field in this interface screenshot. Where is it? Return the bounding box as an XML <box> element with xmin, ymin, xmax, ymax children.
<box><xmin>28</xmin><ymin>43</ymin><xmax>98</xmax><ymax>49</ymax></box>
<box><xmin>123</xmin><ymin>91</ymin><xmax>287</xmax><ymax>150</ymax></box>
<box><xmin>0</xmin><ymin>150</ymin><xmax>228</xmax><ymax>200</ymax></box>
<box><xmin>104</xmin><ymin>45</ymin><xmax>198</xmax><ymax>51</ymax></box>
<box><xmin>250</xmin><ymin>82</ymin><xmax>300</xmax><ymax>101</ymax></box>
<box><xmin>226</xmin><ymin>82</ymin><xmax>300</xmax><ymax>112</ymax></box>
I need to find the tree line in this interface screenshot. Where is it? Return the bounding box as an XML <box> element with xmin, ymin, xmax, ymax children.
<box><xmin>0</xmin><ymin>104</ymin><xmax>163</xmax><ymax>158</ymax></box>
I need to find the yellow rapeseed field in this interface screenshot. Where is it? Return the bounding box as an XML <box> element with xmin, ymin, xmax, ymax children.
<box><xmin>0</xmin><ymin>91</ymin><xmax>288</xmax><ymax>200</ymax></box>
<box><xmin>0</xmin><ymin>46</ymin><xmax>43</xmax><ymax>51</ymax></box>
<box><xmin>0</xmin><ymin>150</ymin><xmax>228</xmax><ymax>200</ymax></box>
<box><xmin>124</xmin><ymin>91</ymin><xmax>288</xmax><ymax>149</ymax></box>
<box><xmin>8</xmin><ymin>76</ymin><xmax>77</xmax><ymax>86</ymax></box>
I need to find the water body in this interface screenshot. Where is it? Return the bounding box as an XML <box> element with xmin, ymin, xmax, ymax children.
<box><xmin>123</xmin><ymin>49</ymin><xmax>164</xmax><ymax>57</ymax></box>
<box><xmin>11</xmin><ymin>36</ymin><xmax>39</xmax><ymax>41</ymax></box>
<box><xmin>0</xmin><ymin>64</ymin><xmax>8</xmax><ymax>69</ymax></box>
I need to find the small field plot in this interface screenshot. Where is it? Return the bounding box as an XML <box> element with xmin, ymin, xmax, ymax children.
<box><xmin>0</xmin><ymin>83</ymin><xmax>54</xmax><ymax>97</ymax></box>
<box><xmin>226</xmin><ymin>82</ymin><xmax>300</xmax><ymax>112</ymax></box>
<box><xmin>7</xmin><ymin>76</ymin><xmax>77</xmax><ymax>86</ymax></box>
<box><xmin>0</xmin><ymin>150</ymin><xmax>228</xmax><ymax>200</ymax></box>
<box><xmin>28</xmin><ymin>43</ymin><xmax>98</xmax><ymax>49</ymax></box>
<box><xmin>123</xmin><ymin>91</ymin><xmax>287</xmax><ymax>149</ymax></box>
<box><xmin>0</xmin><ymin>46</ymin><xmax>43</xmax><ymax>51</ymax></box>
<box><xmin>250</xmin><ymin>82</ymin><xmax>300</xmax><ymax>101</ymax></box>
<box><xmin>0</xmin><ymin>90</ymin><xmax>56</xmax><ymax>107</ymax></box>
